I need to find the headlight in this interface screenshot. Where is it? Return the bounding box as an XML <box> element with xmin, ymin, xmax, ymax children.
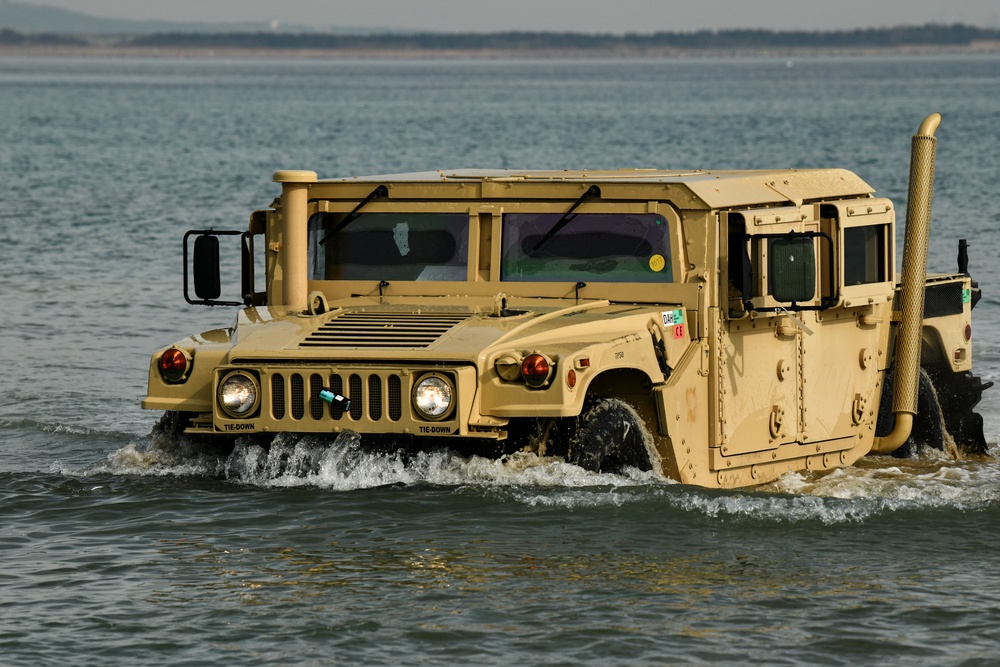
<box><xmin>218</xmin><ymin>371</ymin><xmax>259</xmax><ymax>418</ymax></box>
<box><xmin>412</xmin><ymin>374</ymin><xmax>454</xmax><ymax>421</ymax></box>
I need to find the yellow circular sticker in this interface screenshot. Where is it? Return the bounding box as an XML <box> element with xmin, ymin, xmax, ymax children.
<box><xmin>649</xmin><ymin>254</ymin><xmax>666</xmax><ymax>273</ymax></box>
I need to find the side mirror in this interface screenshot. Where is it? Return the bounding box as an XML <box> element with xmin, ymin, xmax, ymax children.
<box><xmin>768</xmin><ymin>236</ymin><xmax>816</xmax><ymax>303</ymax></box>
<box><xmin>742</xmin><ymin>231</ymin><xmax>836</xmax><ymax>313</ymax></box>
<box><xmin>183</xmin><ymin>230</ymin><xmax>251</xmax><ymax>306</ymax></box>
<box><xmin>193</xmin><ymin>234</ymin><xmax>222</xmax><ymax>300</ymax></box>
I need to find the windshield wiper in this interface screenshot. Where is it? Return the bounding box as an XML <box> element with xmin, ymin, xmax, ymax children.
<box><xmin>531</xmin><ymin>185</ymin><xmax>601</xmax><ymax>253</ymax></box>
<box><xmin>318</xmin><ymin>184</ymin><xmax>389</xmax><ymax>246</ymax></box>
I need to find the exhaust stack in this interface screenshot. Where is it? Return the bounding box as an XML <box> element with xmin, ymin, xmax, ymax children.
<box><xmin>273</xmin><ymin>170</ymin><xmax>318</xmax><ymax>311</ymax></box>
<box><xmin>871</xmin><ymin>113</ymin><xmax>941</xmax><ymax>454</ymax></box>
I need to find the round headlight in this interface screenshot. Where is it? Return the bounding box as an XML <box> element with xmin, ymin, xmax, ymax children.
<box><xmin>218</xmin><ymin>372</ymin><xmax>259</xmax><ymax>418</ymax></box>
<box><xmin>413</xmin><ymin>375</ymin><xmax>454</xmax><ymax>420</ymax></box>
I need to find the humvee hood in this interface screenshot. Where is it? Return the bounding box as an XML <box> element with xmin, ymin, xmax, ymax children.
<box><xmin>226</xmin><ymin>303</ymin><xmax>668</xmax><ymax>363</ymax></box>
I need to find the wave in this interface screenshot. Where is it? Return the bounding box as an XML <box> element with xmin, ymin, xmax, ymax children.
<box><xmin>0</xmin><ymin>416</ymin><xmax>130</xmax><ymax>440</ymax></box>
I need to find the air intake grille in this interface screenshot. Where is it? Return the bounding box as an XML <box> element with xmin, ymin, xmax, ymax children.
<box><xmin>924</xmin><ymin>281</ymin><xmax>964</xmax><ymax>319</ymax></box>
<box><xmin>299</xmin><ymin>312</ymin><xmax>469</xmax><ymax>349</ymax></box>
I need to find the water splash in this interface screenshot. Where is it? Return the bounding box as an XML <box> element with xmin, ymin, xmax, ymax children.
<box><xmin>87</xmin><ymin>413</ymin><xmax>1000</xmax><ymax>524</ymax></box>
<box><xmin>94</xmin><ymin>415</ymin><xmax>647</xmax><ymax>491</ymax></box>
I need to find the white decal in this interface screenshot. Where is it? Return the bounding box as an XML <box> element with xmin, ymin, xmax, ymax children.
<box><xmin>661</xmin><ymin>309</ymin><xmax>684</xmax><ymax>326</ymax></box>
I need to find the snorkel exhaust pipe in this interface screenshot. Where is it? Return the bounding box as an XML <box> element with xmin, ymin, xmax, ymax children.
<box><xmin>273</xmin><ymin>170</ymin><xmax>318</xmax><ymax>311</ymax></box>
<box><xmin>871</xmin><ymin>113</ymin><xmax>941</xmax><ymax>454</ymax></box>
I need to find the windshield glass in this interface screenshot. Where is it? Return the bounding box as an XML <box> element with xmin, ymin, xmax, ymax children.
<box><xmin>307</xmin><ymin>212</ymin><xmax>469</xmax><ymax>281</ymax></box>
<box><xmin>501</xmin><ymin>213</ymin><xmax>672</xmax><ymax>282</ymax></box>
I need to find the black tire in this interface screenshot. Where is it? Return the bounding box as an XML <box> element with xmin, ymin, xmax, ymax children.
<box><xmin>877</xmin><ymin>367</ymin><xmax>947</xmax><ymax>458</ymax></box>
<box><xmin>912</xmin><ymin>368</ymin><xmax>946</xmax><ymax>449</ymax></box>
<box><xmin>568</xmin><ymin>398</ymin><xmax>655</xmax><ymax>473</ymax></box>
<box><xmin>924</xmin><ymin>364</ymin><xmax>992</xmax><ymax>456</ymax></box>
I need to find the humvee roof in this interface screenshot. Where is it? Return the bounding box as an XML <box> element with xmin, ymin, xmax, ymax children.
<box><xmin>320</xmin><ymin>168</ymin><xmax>874</xmax><ymax>209</ymax></box>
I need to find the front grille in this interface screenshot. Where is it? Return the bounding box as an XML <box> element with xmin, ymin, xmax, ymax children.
<box><xmin>269</xmin><ymin>370</ymin><xmax>405</xmax><ymax>424</ymax></box>
<box><xmin>299</xmin><ymin>312</ymin><xmax>470</xmax><ymax>349</ymax></box>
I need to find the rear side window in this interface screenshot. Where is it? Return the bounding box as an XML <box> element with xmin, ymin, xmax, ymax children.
<box><xmin>501</xmin><ymin>213</ymin><xmax>672</xmax><ymax>282</ymax></box>
<box><xmin>843</xmin><ymin>225</ymin><xmax>888</xmax><ymax>285</ymax></box>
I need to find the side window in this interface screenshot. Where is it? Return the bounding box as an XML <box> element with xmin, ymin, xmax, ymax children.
<box><xmin>501</xmin><ymin>213</ymin><xmax>672</xmax><ymax>283</ymax></box>
<box><xmin>726</xmin><ymin>214</ymin><xmax>749</xmax><ymax>317</ymax></box>
<box><xmin>843</xmin><ymin>225</ymin><xmax>888</xmax><ymax>285</ymax></box>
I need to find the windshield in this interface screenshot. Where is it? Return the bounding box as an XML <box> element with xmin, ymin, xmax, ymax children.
<box><xmin>501</xmin><ymin>213</ymin><xmax>673</xmax><ymax>282</ymax></box>
<box><xmin>308</xmin><ymin>212</ymin><xmax>469</xmax><ymax>281</ymax></box>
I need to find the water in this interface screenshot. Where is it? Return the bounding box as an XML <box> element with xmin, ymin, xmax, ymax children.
<box><xmin>2</xmin><ymin>55</ymin><xmax>1000</xmax><ymax>665</ymax></box>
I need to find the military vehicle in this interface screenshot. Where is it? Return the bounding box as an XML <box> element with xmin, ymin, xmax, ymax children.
<box><xmin>144</xmin><ymin>113</ymin><xmax>990</xmax><ymax>488</ymax></box>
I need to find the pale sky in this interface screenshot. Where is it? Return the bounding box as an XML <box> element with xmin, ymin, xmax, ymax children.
<box><xmin>11</xmin><ymin>0</ymin><xmax>1000</xmax><ymax>32</ymax></box>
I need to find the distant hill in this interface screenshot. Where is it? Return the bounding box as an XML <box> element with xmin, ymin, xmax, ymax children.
<box><xmin>115</xmin><ymin>24</ymin><xmax>1000</xmax><ymax>53</ymax></box>
<box><xmin>2</xmin><ymin>0</ymin><xmax>999</xmax><ymax>58</ymax></box>
<box><xmin>0</xmin><ymin>0</ymin><xmax>319</xmax><ymax>34</ymax></box>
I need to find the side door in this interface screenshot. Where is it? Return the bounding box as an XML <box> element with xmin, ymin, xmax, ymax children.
<box><xmin>715</xmin><ymin>206</ymin><xmax>830</xmax><ymax>456</ymax></box>
<box><xmin>799</xmin><ymin>200</ymin><xmax>895</xmax><ymax>443</ymax></box>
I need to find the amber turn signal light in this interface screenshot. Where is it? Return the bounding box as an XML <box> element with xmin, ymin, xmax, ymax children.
<box><xmin>521</xmin><ymin>353</ymin><xmax>552</xmax><ymax>388</ymax></box>
<box><xmin>159</xmin><ymin>348</ymin><xmax>190</xmax><ymax>383</ymax></box>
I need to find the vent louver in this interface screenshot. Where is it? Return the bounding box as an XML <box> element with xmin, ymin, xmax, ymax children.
<box><xmin>300</xmin><ymin>312</ymin><xmax>469</xmax><ymax>349</ymax></box>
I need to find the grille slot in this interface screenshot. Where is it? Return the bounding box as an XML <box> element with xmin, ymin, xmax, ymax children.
<box><xmin>349</xmin><ymin>375</ymin><xmax>363</xmax><ymax>420</ymax></box>
<box><xmin>300</xmin><ymin>312</ymin><xmax>469</xmax><ymax>349</ymax></box>
<box><xmin>327</xmin><ymin>374</ymin><xmax>346</xmax><ymax>419</ymax></box>
<box><xmin>388</xmin><ymin>376</ymin><xmax>402</xmax><ymax>421</ymax></box>
<box><xmin>291</xmin><ymin>374</ymin><xmax>305</xmax><ymax>420</ymax></box>
<box><xmin>369</xmin><ymin>376</ymin><xmax>383</xmax><ymax>421</ymax></box>
<box><xmin>271</xmin><ymin>374</ymin><xmax>285</xmax><ymax>419</ymax></box>
<box><xmin>310</xmin><ymin>374</ymin><xmax>325</xmax><ymax>420</ymax></box>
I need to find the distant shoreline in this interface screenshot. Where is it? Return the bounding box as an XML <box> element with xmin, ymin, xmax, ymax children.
<box><xmin>2</xmin><ymin>42</ymin><xmax>1000</xmax><ymax>60</ymax></box>
<box><xmin>3</xmin><ymin>24</ymin><xmax>1000</xmax><ymax>60</ymax></box>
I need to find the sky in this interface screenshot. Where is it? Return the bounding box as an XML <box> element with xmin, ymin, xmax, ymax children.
<box><xmin>10</xmin><ymin>0</ymin><xmax>1000</xmax><ymax>33</ymax></box>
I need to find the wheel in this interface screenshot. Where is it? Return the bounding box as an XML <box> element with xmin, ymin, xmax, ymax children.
<box><xmin>877</xmin><ymin>367</ymin><xmax>948</xmax><ymax>458</ymax></box>
<box><xmin>567</xmin><ymin>398</ymin><xmax>655</xmax><ymax>473</ymax></box>
<box><xmin>908</xmin><ymin>368</ymin><xmax>948</xmax><ymax>455</ymax></box>
<box><xmin>924</xmin><ymin>364</ymin><xmax>992</xmax><ymax>456</ymax></box>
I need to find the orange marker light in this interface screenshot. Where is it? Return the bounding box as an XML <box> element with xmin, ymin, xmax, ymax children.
<box><xmin>159</xmin><ymin>348</ymin><xmax>189</xmax><ymax>382</ymax></box>
<box><xmin>521</xmin><ymin>354</ymin><xmax>551</xmax><ymax>387</ymax></box>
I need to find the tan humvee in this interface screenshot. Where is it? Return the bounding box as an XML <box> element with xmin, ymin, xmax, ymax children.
<box><xmin>143</xmin><ymin>114</ymin><xmax>990</xmax><ymax>488</ymax></box>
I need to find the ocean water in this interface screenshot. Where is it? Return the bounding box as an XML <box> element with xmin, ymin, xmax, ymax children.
<box><xmin>2</xmin><ymin>55</ymin><xmax>1000</xmax><ymax>665</ymax></box>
